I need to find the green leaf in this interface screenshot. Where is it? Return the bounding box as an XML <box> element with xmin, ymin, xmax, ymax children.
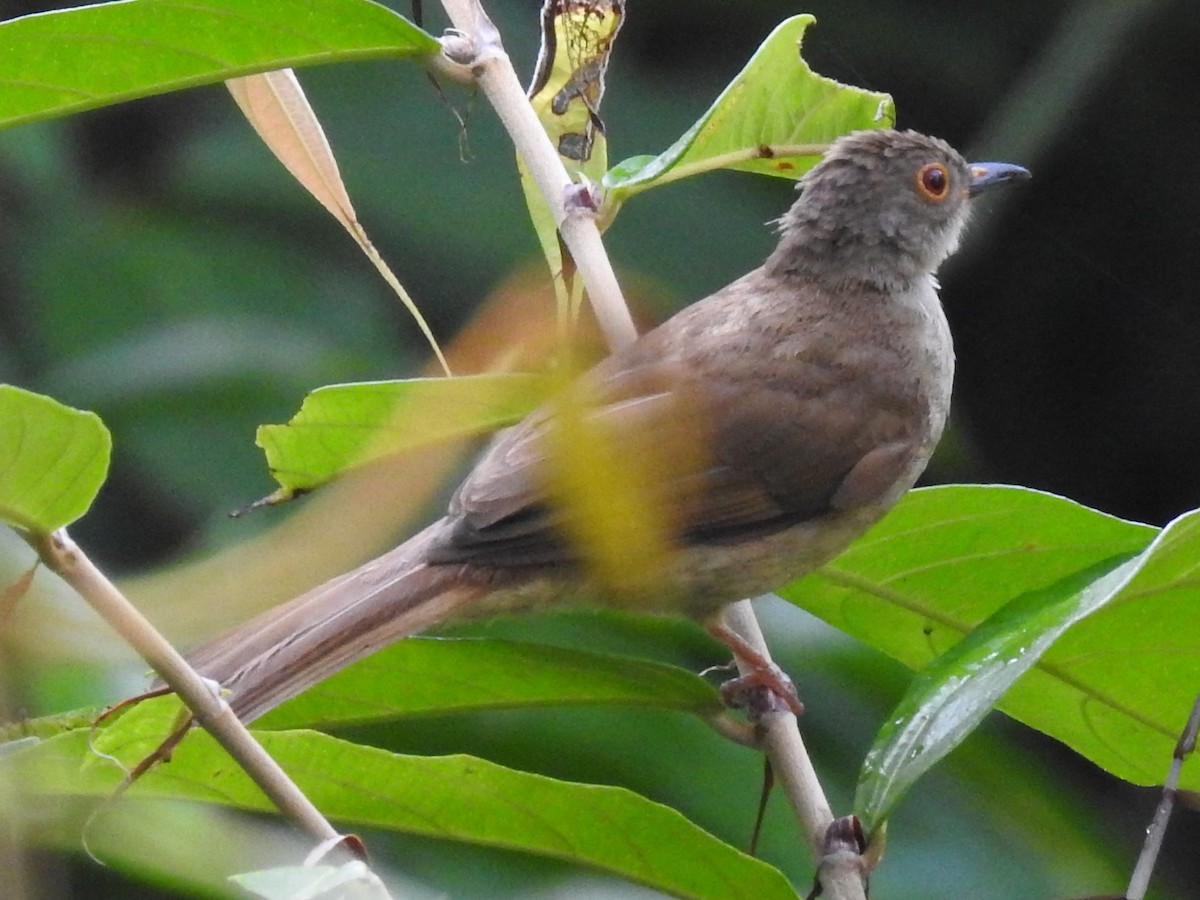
<box><xmin>1</xmin><ymin>707</ymin><xmax>100</xmax><ymax>746</ymax></box>
<box><xmin>0</xmin><ymin>0</ymin><xmax>439</xmax><ymax>131</ymax></box>
<box><xmin>603</xmin><ymin>15</ymin><xmax>894</xmax><ymax>198</ymax></box>
<box><xmin>11</xmin><ymin>723</ymin><xmax>799</xmax><ymax>900</ymax></box>
<box><xmin>255</xmin><ymin>637</ymin><xmax>723</xmax><ymax>730</ymax></box>
<box><xmin>781</xmin><ymin>485</ymin><xmax>1155</xmax><ymax>670</ymax></box>
<box><xmin>853</xmin><ymin>502</ymin><xmax>1200</xmax><ymax>830</ymax></box>
<box><xmin>0</xmin><ymin>384</ymin><xmax>111</xmax><ymax>533</ymax></box>
<box><xmin>778</xmin><ymin>486</ymin><xmax>1200</xmax><ymax>821</ymax></box>
<box><xmin>256</xmin><ymin>375</ymin><xmax>548</xmax><ymax>496</ymax></box>
<box><xmin>854</xmin><ymin>553</ymin><xmax>1142</xmax><ymax>831</ymax></box>
<box><xmin>993</xmin><ymin>506</ymin><xmax>1200</xmax><ymax>786</ymax></box>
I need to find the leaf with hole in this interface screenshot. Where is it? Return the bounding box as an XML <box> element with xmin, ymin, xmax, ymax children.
<box><xmin>603</xmin><ymin>15</ymin><xmax>894</xmax><ymax>198</ymax></box>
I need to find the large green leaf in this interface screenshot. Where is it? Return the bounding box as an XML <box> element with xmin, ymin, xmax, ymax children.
<box><xmin>256</xmin><ymin>375</ymin><xmax>547</xmax><ymax>497</ymax></box>
<box><xmin>603</xmin><ymin>15</ymin><xmax>894</xmax><ymax>198</ymax></box>
<box><xmin>996</xmin><ymin>506</ymin><xmax>1200</xmax><ymax>782</ymax></box>
<box><xmin>854</xmin><ymin>502</ymin><xmax>1200</xmax><ymax>830</ymax></box>
<box><xmin>255</xmin><ymin>637</ymin><xmax>722</xmax><ymax>730</ymax></box>
<box><xmin>0</xmin><ymin>0</ymin><xmax>439</xmax><ymax>130</ymax></box>
<box><xmin>778</xmin><ymin>486</ymin><xmax>1200</xmax><ymax>816</ymax></box>
<box><xmin>8</xmin><ymin>720</ymin><xmax>799</xmax><ymax>900</ymax></box>
<box><xmin>0</xmin><ymin>384</ymin><xmax>111</xmax><ymax>533</ymax></box>
<box><xmin>782</xmin><ymin>486</ymin><xmax>1156</xmax><ymax>670</ymax></box>
<box><xmin>853</xmin><ymin>553</ymin><xmax>1141</xmax><ymax>831</ymax></box>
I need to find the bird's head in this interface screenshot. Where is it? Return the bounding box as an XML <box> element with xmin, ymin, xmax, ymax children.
<box><xmin>769</xmin><ymin>129</ymin><xmax>1029</xmax><ymax>290</ymax></box>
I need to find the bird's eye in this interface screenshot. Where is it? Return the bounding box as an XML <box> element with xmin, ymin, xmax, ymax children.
<box><xmin>916</xmin><ymin>163</ymin><xmax>950</xmax><ymax>201</ymax></box>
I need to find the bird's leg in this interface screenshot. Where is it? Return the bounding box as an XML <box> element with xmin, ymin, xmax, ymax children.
<box><xmin>708</xmin><ymin>621</ymin><xmax>805</xmax><ymax>717</ymax></box>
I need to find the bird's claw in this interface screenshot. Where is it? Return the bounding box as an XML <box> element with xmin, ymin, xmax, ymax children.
<box><xmin>707</xmin><ymin>621</ymin><xmax>805</xmax><ymax>719</ymax></box>
<box><xmin>718</xmin><ymin>662</ymin><xmax>805</xmax><ymax>719</ymax></box>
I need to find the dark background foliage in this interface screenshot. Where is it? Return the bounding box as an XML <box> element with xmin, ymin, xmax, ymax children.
<box><xmin>1</xmin><ymin>0</ymin><xmax>1198</xmax><ymax>897</ymax></box>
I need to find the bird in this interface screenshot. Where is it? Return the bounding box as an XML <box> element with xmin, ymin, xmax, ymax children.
<box><xmin>186</xmin><ymin>129</ymin><xmax>1029</xmax><ymax>724</ymax></box>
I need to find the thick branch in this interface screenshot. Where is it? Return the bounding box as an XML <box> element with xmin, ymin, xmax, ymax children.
<box><xmin>32</xmin><ymin>529</ymin><xmax>344</xmax><ymax>852</ymax></box>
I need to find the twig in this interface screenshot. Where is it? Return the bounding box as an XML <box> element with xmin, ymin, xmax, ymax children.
<box><xmin>30</xmin><ymin>528</ymin><xmax>346</xmax><ymax>853</ymax></box>
<box><xmin>1125</xmin><ymin>693</ymin><xmax>1200</xmax><ymax>900</ymax></box>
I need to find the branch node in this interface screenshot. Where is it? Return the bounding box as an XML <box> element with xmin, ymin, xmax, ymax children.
<box><xmin>806</xmin><ymin>816</ymin><xmax>868</xmax><ymax>900</ymax></box>
<box><xmin>439</xmin><ymin>30</ymin><xmax>476</xmax><ymax>66</ymax></box>
<box><xmin>563</xmin><ymin>179</ymin><xmax>601</xmax><ymax>217</ymax></box>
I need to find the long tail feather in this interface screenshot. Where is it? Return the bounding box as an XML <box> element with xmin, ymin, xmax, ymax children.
<box><xmin>186</xmin><ymin>521</ymin><xmax>485</xmax><ymax>722</ymax></box>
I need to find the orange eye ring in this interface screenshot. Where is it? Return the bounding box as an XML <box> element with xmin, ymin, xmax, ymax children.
<box><xmin>916</xmin><ymin>163</ymin><xmax>950</xmax><ymax>201</ymax></box>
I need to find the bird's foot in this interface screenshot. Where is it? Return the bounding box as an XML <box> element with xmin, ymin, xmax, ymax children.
<box><xmin>708</xmin><ymin>622</ymin><xmax>804</xmax><ymax>718</ymax></box>
<box><xmin>718</xmin><ymin>664</ymin><xmax>804</xmax><ymax>718</ymax></box>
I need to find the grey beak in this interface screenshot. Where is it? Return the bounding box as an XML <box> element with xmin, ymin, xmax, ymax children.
<box><xmin>968</xmin><ymin>162</ymin><xmax>1031</xmax><ymax>196</ymax></box>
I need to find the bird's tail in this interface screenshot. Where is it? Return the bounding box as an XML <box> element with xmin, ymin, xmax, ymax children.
<box><xmin>185</xmin><ymin>521</ymin><xmax>486</xmax><ymax>723</ymax></box>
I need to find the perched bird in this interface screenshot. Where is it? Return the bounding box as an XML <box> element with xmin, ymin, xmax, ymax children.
<box><xmin>188</xmin><ymin>129</ymin><xmax>1029</xmax><ymax>723</ymax></box>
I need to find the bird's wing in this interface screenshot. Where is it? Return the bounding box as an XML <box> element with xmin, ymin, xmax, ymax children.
<box><xmin>425</xmin><ymin>312</ymin><xmax>922</xmax><ymax>568</ymax></box>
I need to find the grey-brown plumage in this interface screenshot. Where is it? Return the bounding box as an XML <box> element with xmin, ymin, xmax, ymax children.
<box><xmin>188</xmin><ymin>130</ymin><xmax>1029</xmax><ymax>722</ymax></box>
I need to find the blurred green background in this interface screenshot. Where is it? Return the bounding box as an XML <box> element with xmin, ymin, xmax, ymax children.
<box><xmin>2</xmin><ymin>0</ymin><xmax>1198</xmax><ymax>897</ymax></box>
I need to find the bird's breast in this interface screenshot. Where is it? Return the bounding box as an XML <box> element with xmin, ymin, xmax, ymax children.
<box><xmin>889</xmin><ymin>275</ymin><xmax>955</xmax><ymax>446</ymax></box>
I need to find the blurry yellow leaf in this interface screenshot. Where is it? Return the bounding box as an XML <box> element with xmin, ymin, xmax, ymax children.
<box><xmin>541</xmin><ymin>379</ymin><xmax>708</xmax><ymax>597</ymax></box>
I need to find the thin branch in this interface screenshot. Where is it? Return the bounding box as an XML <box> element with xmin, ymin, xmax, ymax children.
<box><xmin>723</xmin><ymin>602</ymin><xmax>867</xmax><ymax>900</ymax></box>
<box><xmin>1125</xmin><ymin>693</ymin><xmax>1200</xmax><ymax>900</ymax></box>
<box><xmin>438</xmin><ymin>0</ymin><xmax>637</xmax><ymax>350</ymax></box>
<box><xmin>425</xmin><ymin>50</ymin><xmax>475</xmax><ymax>86</ymax></box>
<box><xmin>30</xmin><ymin>528</ymin><xmax>345</xmax><ymax>853</ymax></box>
<box><xmin>808</xmin><ymin>816</ymin><xmax>869</xmax><ymax>900</ymax></box>
<box><xmin>721</xmin><ymin>604</ymin><xmax>832</xmax><ymax>849</ymax></box>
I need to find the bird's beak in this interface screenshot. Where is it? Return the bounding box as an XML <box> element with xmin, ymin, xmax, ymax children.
<box><xmin>967</xmin><ymin>162</ymin><xmax>1031</xmax><ymax>196</ymax></box>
